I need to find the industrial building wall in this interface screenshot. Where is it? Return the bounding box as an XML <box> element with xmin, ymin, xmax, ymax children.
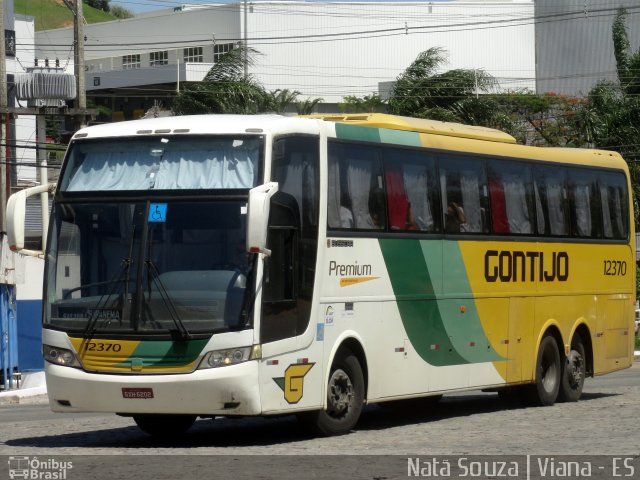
<box><xmin>535</xmin><ymin>0</ymin><xmax>640</xmax><ymax>96</ymax></box>
<box><xmin>35</xmin><ymin>5</ymin><xmax>242</xmax><ymax>65</ymax></box>
<box><xmin>247</xmin><ymin>1</ymin><xmax>536</xmax><ymax>103</ymax></box>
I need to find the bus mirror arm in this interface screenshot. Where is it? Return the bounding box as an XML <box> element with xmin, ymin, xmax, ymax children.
<box><xmin>6</xmin><ymin>183</ymin><xmax>56</xmax><ymax>257</ymax></box>
<box><xmin>247</xmin><ymin>182</ymin><xmax>279</xmax><ymax>257</ymax></box>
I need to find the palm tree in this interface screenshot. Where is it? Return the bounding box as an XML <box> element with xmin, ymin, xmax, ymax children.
<box><xmin>387</xmin><ymin>47</ymin><xmax>497</xmax><ymax>122</ymax></box>
<box><xmin>173</xmin><ymin>46</ymin><xmax>270</xmax><ymax>115</ymax></box>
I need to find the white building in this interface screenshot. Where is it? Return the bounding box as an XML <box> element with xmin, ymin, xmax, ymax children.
<box><xmin>35</xmin><ymin>0</ymin><xmax>536</xmax><ymax>119</ymax></box>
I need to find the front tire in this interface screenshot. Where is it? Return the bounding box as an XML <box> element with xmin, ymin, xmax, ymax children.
<box><xmin>299</xmin><ymin>350</ymin><xmax>364</xmax><ymax>436</ymax></box>
<box><xmin>558</xmin><ymin>337</ymin><xmax>586</xmax><ymax>402</ymax></box>
<box><xmin>133</xmin><ymin>414</ymin><xmax>196</xmax><ymax>437</ymax></box>
<box><xmin>525</xmin><ymin>334</ymin><xmax>561</xmax><ymax>406</ymax></box>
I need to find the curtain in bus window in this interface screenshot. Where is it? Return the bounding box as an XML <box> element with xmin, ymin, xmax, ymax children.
<box><xmin>66</xmin><ymin>152</ymin><xmax>152</xmax><ymax>191</ymax></box>
<box><xmin>385</xmin><ymin>166</ymin><xmax>410</xmax><ymax>230</ymax></box>
<box><xmin>403</xmin><ymin>163</ymin><xmax>434</xmax><ymax>231</ymax></box>
<box><xmin>503</xmin><ymin>173</ymin><xmax>532</xmax><ymax>234</ymax></box>
<box><xmin>66</xmin><ymin>147</ymin><xmax>256</xmax><ymax>191</ymax></box>
<box><xmin>573</xmin><ymin>183</ymin><xmax>592</xmax><ymax>236</ymax></box>
<box><xmin>347</xmin><ymin>159</ymin><xmax>375</xmax><ymax>229</ymax></box>
<box><xmin>155</xmin><ymin>149</ymin><xmax>256</xmax><ymax>189</ymax></box>
<box><xmin>489</xmin><ymin>176</ymin><xmax>509</xmax><ymax>233</ymax></box>
<box><xmin>601</xmin><ymin>184</ymin><xmax>624</xmax><ymax>238</ymax></box>
<box><xmin>460</xmin><ymin>170</ymin><xmax>482</xmax><ymax>232</ymax></box>
<box><xmin>543</xmin><ymin>177</ymin><xmax>568</xmax><ymax>235</ymax></box>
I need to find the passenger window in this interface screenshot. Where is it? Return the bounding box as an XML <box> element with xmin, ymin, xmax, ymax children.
<box><xmin>328</xmin><ymin>141</ymin><xmax>386</xmax><ymax>231</ymax></box>
<box><xmin>440</xmin><ymin>156</ymin><xmax>488</xmax><ymax>234</ymax></box>
<box><xmin>569</xmin><ymin>169</ymin><xmax>602</xmax><ymax>238</ymax></box>
<box><xmin>599</xmin><ymin>171</ymin><xmax>629</xmax><ymax>240</ymax></box>
<box><xmin>383</xmin><ymin>148</ymin><xmax>440</xmax><ymax>232</ymax></box>
<box><xmin>487</xmin><ymin>160</ymin><xmax>534</xmax><ymax>235</ymax></box>
<box><xmin>534</xmin><ymin>166</ymin><xmax>570</xmax><ymax>236</ymax></box>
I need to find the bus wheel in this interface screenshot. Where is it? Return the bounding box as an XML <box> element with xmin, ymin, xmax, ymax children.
<box><xmin>526</xmin><ymin>334</ymin><xmax>561</xmax><ymax>406</ymax></box>
<box><xmin>133</xmin><ymin>414</ymin><xmax>196</xmax><ymax>437</ymax></box>
<box><xmin>301</xmin><ymin>350</ymin><xmax>364</xmax><ymax>436</ymax></box>
<box><xmin>558</xmin><ymin>337</ymin><xmax>586</xmax><ymax>402</ymax></box>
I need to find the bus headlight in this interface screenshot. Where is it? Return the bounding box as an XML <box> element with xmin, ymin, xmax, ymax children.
<box><xmin>198</xmin><ymin>345</ymin><xmax>261</xmax><ymax>369</ymax></box>
<box><xmin>43</xmin><ymin>344</ymin><xmax>81</xmax><ymax>368</ymax></box>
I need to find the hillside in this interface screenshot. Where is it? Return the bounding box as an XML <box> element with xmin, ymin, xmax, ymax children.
<box><xmin>15</xmin><ymin>0</ymin><xmax>120</xmax><ymax>31</ymax></box>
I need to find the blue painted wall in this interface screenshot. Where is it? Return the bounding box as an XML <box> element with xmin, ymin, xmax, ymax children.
<box><xmin>16</xmin><ymin>299</ymin><xmax>43</xmax><ymax>371</ymax></box>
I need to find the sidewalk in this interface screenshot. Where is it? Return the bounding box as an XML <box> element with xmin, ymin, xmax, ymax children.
<box><xmin>0</xmin><ymin>371</ymin><xmax>48</xmax><ymax>405</ymax></box>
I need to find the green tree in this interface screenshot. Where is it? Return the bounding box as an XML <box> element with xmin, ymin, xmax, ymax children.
<box><xmin>582</xmin><ymin>8</ymin><xmax>640</xmax><ymax>213</ymax></box>
<box><xmin>387</xmin><ymin>47</ymin><xmax>497</xmax><ymax>122</ymax></box>
<box><xmin>110</xmin><ymin>5</ymin><xmax>134</xmax><ymax>19</ymax></box>
<box><xmin>295</xmin><ymin>97</ymin><xmax>324</xmax><ymax>115</ymax></box>
<box><xmin>338</xmin><ymin>93</ymin><xmax>385</xmax><ymax>113</ymax></box>
<box><xmin>173</xmin><ymin>46</ymin><xmax>271</xmax><ymax>115</ymax></box>
<box><xmin>84</xmin><ymin>0</ymin><xmax>110</xmax><ymax>12</ymax></box>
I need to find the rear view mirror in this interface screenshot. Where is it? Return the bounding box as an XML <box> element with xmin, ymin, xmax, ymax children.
<box><xmin>246</xmin><ymin>182</ymin><xmax>278</xmax><ymax>256</ymax></box>
<box><xmin>6</xmin><ymin>183</ymin><xmax>56</xmax><ymax>257</ymax></box>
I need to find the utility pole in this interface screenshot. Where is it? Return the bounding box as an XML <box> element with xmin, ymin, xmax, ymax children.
<box><xmin>243</xmin><ymin>0</ymin><xmax>248</xmax><ymax>79</ymax></box>
<box><xmin>0</xmin><ymin>0</ymin><xmax>7</xmax><ymax>232</ymax></box>
<box><xmin>73</xmin><ymin>0</ymin><xmax>86</xmax><ymax>129</ymax></box>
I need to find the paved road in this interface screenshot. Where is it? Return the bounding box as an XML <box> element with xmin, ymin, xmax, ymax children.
<box><xmin>1</xmin><ymin>364</ymin><xmax>638</xmax><ymax>479</ymax></box>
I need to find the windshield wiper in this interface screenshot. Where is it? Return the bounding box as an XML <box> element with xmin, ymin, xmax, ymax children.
<box><xmin>145</xmin><ymin>259</ymin><xmax>191</xmax><ymax>340</ymax></box>
<box><xmin>81</xmin><ymin>259</ymin><xmax>129</xmax><ymax>339</ymax></box>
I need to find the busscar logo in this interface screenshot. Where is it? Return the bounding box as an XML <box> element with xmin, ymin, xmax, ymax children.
<box><xmin>8</xmin><ymin>457</ymin><xmax>73</xmax><ymax>480</ymax></box>
<box><xmin>273</xmin><ymin>363</ymin><xmax>315</xmax><ymax>404</ymax></box>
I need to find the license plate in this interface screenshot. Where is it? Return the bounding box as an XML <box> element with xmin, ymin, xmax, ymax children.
<box><xmin>122</xmin><ymin>388</ymin><xmax>154</xmax><ymax>399</ymax></box>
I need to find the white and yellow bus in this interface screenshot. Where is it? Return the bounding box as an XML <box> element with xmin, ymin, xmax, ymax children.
<box><xmin>8</xmin><ymin>113</ymin><xmax>635</xmax><ymax>437</ymax></box>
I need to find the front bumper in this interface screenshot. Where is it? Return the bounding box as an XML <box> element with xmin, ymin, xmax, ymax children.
<box><xmin>45</xmin><ymin>360</ymin><xmax>261</xmax><ymax>415</ymax></box>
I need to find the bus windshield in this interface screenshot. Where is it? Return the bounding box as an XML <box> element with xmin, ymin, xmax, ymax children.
<box><xmin>59</xmin><ymin>135</ymin><xmax>262</xmax><ymax>192</ymax></box>
<box><xmin>45</xmin><ymin>200</ymin><xmax>254</xmax><ymax>336</ymax></box>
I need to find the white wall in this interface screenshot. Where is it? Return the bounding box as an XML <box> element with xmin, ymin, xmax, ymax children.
<box><xmin>248</xmin><ymin>1</ymin><xmax>536</xmax><ymax>102</ymax></box>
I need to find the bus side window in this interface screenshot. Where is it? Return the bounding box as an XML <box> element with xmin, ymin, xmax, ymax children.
<box><xmin>599</xmin><ymin>171</ymin><xmax>629</xmax><ymax>239</ymax></box>
<box><xmin>440</xmin><ymin>155</ymin><xmax>488</xmax><ymax>234</ymax></box>
<box><xmin>487</xmin><ymin>160</ymin><xmax>534</xmax><ymax>235</ymax></box>
<box><xmin>568</xmin><ymin>168</ymin><xmax>602</xmax><ymax>238</ymax></box>
<box><xmin>534</xmin><ymin>166</ymin><xmax>569</xmax><ymax>236</ymax></box>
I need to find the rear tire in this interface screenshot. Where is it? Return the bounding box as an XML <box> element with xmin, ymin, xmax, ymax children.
<box><xmin>558</xmin><ymin>337</ymin><xmax>586</xmax><ymax>402</ymax></box>
<box><xmin>133</xmin><ymin>414</ymin><xmax>196</xmax><ymax>437</ymax></box>
<box><xmin>299</xmin><ymin>350</ymin><xmax>364</xmax><ymax>436</ymax></box>
<box><xmin>525</xmin><ymin>334</ymin><xmax>561</xmax><ymax>406</ymax></box>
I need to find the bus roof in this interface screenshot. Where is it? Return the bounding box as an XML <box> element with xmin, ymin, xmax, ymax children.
<box><xmin>300</xmin><ymin>113</ymin><xmax>518</xmax><ymax>144</ymax></box>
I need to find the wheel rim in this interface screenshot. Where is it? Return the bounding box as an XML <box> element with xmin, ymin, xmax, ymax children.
<box><xmin>540</xmin><ymin>345</ymin><xmax>558</xmax><ymax>393</ymax></box>
<box><xmin>566</xmin><ymin>350</ymin><xmax>584</xmax><ymax>389</ymax></box>
<box><xmin>327</xmin><ymin>368</ymin><xmax>354</xmax><ymax>418</ymax></box>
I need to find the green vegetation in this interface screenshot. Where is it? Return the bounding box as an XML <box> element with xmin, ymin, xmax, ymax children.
<box><xmin>15</xmin><ymin>0</ymin><xmax>119</xmax><ymax>31</ymax></box>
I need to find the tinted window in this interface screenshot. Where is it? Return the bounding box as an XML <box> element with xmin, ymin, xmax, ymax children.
<box><xmin>383</xmin><ymin>147</ymin><xmax>440</xmax><ymax>232</ymax></box>
<box><xmin>534</xmin><ymin>166</ymin><xmax>570</xmax><ymax>236</ymax></box>
<box><xmin>488</xmin><ymin>160</ymin><xmax>534</xmax><ymax>235</ymax></box>
<box><xmin>569</xmin><ymin>169</ymin><xmax>602</xmax><ymax>238</ymax></box>
<box><xmin>328</xmin><ymin>141</ymin><xmax>385</xmax><ymax>230</ymax></box>
<box><xmin>440</xmin><ymin>155</ymin><xmax>488</xmax><ymax>234</ymax></box>
<box><xmin>599</xmin><ymin>171</ymin><xmax>629</xmax><ymax>240</ymax></box>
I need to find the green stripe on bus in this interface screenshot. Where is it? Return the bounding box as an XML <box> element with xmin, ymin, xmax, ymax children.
<box><xmin>335</xmin><ymin>123</ymin><xmax>381</xmax><ymax>143</ymax></box>
<box><xmin>379</xmin><ymin>239</ymin><xmax>503</xmax><ymax>366</ymax></box>
<box><xmin>379</xmin><ymin>128</ymin><xmax>422</xmax><ymax>147</ymax></box>
<box><xmin>116</xmin><ymin>338</ymin><xmax>208</xmax><ymax>367</ymax></box>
